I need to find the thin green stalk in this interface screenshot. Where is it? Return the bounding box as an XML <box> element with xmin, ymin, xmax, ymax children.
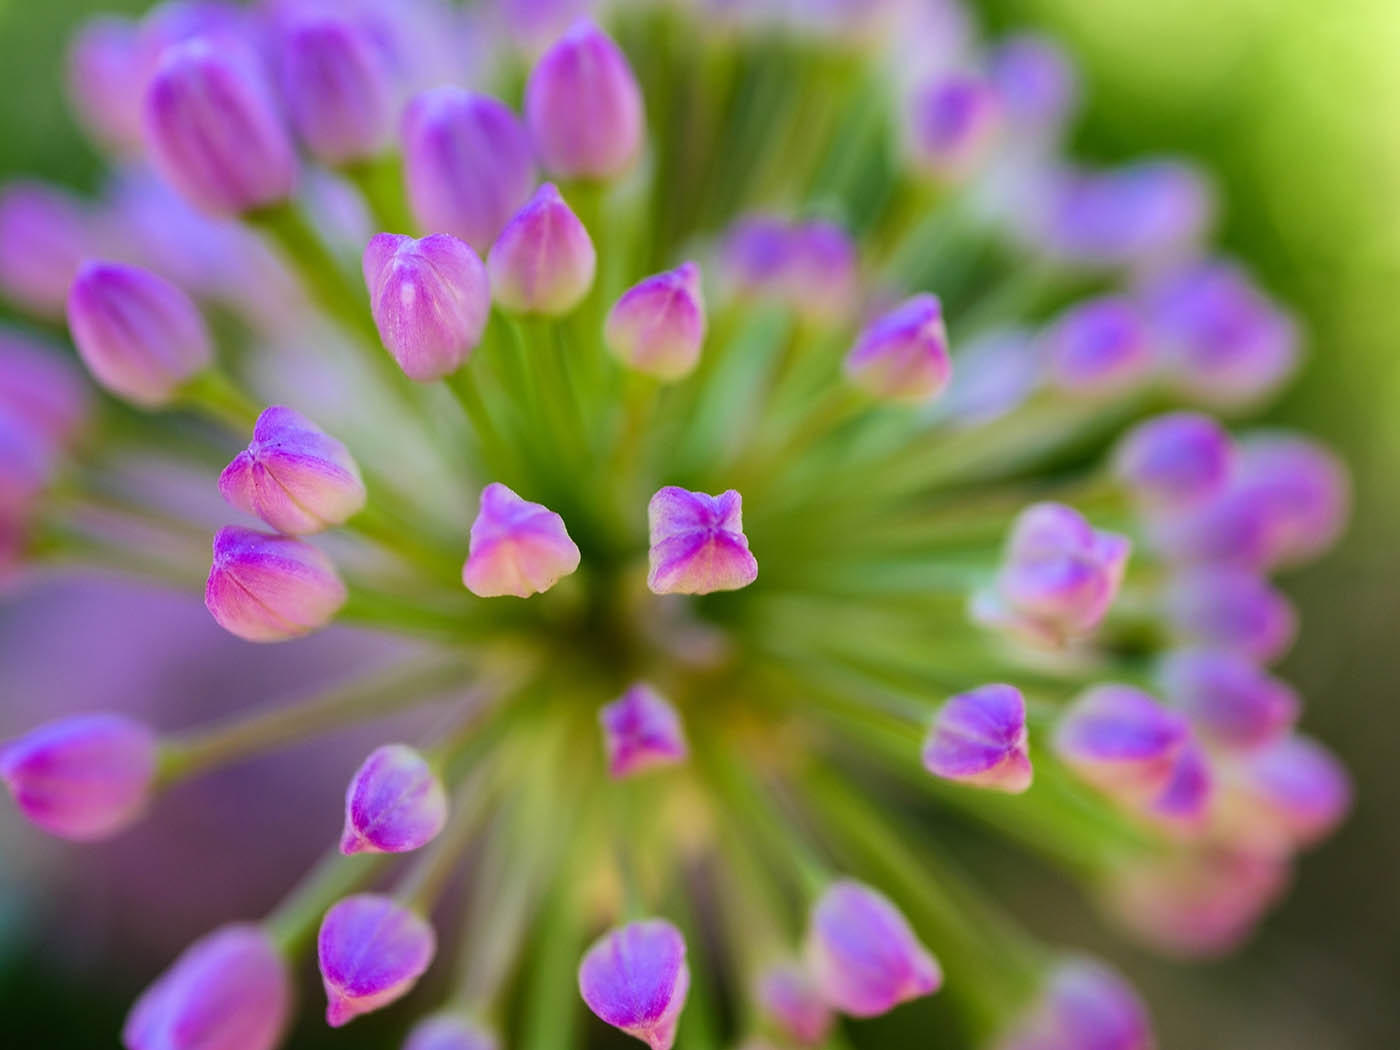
<box><xmin>265</xmin><ymin>847</ymin><xmax>391</xmax><ymax>957</ymax></box>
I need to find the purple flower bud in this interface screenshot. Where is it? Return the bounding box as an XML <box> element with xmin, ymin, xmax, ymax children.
<box><xmin>219</xmin><ymin>405</ymin><xmax>366</xmax><ymax>534</ymax></box>
<box><xmin>922</xmin><ymin>683</ymin><xmax>1032</xmax><ymax>793</ymax></box>
<box><xmin>907</xmin><ymin>72</ymin><xmax>1002</xmax><ymax>183</ymax></box>
<box><xmin>988</xmin><ymin>34</ymin><xmax>1080</xmax><ymax>135</ymax></box>
<box><xmin>807</xmin><ymin>880</ymin><xmax>941</xmax><ymax>1018</ymax></box>
<box><xmin>757</xmin><ymin>962</ymin><xmax>833</xmax><ymax>1046</ymax></box>
<box><xmin>1</xmin><ymin>713</ymin><xmax>157</xmax><ymax>841</ymax></box>
<box><xmin>318</xmin><ymin>893</ymin><xmax>437</xmax><ymax>1027</ymax></box>
<box><xmin>1163</xmin><ymin>567</ymin><xmax>1297</xmax><ymax>664</ymax></box>
<box><xmin>66</xmin><ymin>260</ymin><xmax>213</xmax><ymax>406</ymax></box>
<box><xmin>403</xmin><ymin>1013</ymin><xmax>500</xmax><ymax>1050</ymax></box>
<box><xmin>605</xmin><ymin>263</ymin><xmax>706</xmax><ymax>380</ymax></box>
<box><xmin>1113</xmin><ymin>412</ymin><xmax>1234</xmax><ymax>511</ymax></box>
<box><xmin>462</xmin><ymin>482</ymin><xmax>582</xmax><ymax>598</ymax></box>
<box><xmin>718</xmin><ymin>214</ymin><xmax>794</xmax><ymax>300</ymax></box>
<box><xmin>142</xmin><ymin>39</ymin><xmax>298</xmax><ymax>216</ymax></box>
<box><xmin>1158</xmin><ymin>648</ymin><xmax>1298</xmax><ymax>751</ymax></box>
<box><xmin>997</xmin><ymin>958</ymin><xmax>1153</xmax><ymax>1050</ymax></box>
<box><xmin>525</xmin><ymin>19</ymin><xmax>645</xmax><ymax>180</ymax></box>
<box><xmin>647</xmin><ymin>486</ymin><xmax>758</xmax><ymax>596</ymax></box>
<box><xmin>1052</xmin><ymin>684</ymin><xmax>1190</xmax><ymax>806</ymax></box>
<box><xmin>0</xmin><ymin>331</ymin><xmax>90</xmax><ymax>448</ymax></box>
<box><xmin>402</xmin><ymin>88</ymin><xmax>537</xmax><ymax>254</ymax></box>
<box><xmin>0</xmin><ymin>180</ymin><xmax>91</xmax><ymax>319</ymax></box>
<box><xmin>123</xmin><ymin>924</ymin><xmax>291</xmax><ymax>1050</ymax></box>
<box><xmin>363</xmin><ymin>232</ymin><xmax>491</xmax><ymax>381</ymax></box>
<box><xmin>340</xmin><ymin>743</ymin><xmax>448</xmax><ymax>855</ymax></box>
<box><xmin>1147</xmin><ymin>738</ymin><xmax>1213</xmax><ymax>833</ymax></box>
<box><xmin>1231</xmin><ymin>434</ymin><xmax>1350</xmax><ymax>569</ymax></box>
<box><xmin>938</xmin><ymin>327</ymin><xmax>1042</xmax><ymax>427</ymax></box>
<box><xmin>578</xmin><ymin>919</ymin><xmax>690</xmax><ymax>1050</ymax></box>
<box><xmin>599</xmin><ymin>683</ymin><xmax>688</xmax><ymax>779</ymax></box>
<box><xmin>1220</xmin><ymin>733</ymin><xmax>1351</xmax><ymax>852</ymax></box>
<box><xmin>204</xmin><ymin>526</ymin><xmax>348</xmax><ymax>642</ymax></box>
<box><xmin>844</xmin><ymin>294</ymin><xmax>952</xmax><ymax>404</ymax></box>
<box><xmin>782</xmin><ymin>220</ymin><xmax>860</xmax><ymax>325</ymax></box>
<box><xmin>487</xmin><ymin>182</ymin><xmax>597</xmax><ymax>316</ymax></box>
<box><xmin>66</xmin><ymin>16</ymin><xmax>146</xmax><ymax>153</ymax></box>
<box><xmin>1042</xmin><ymin>297</ymin><xmax>1153</xmax><ymax>397</ymax></box>
<box><xmin>0</xmin><ymin>411</ymin><xmax>55</xmax><ymax>519</ymax></box>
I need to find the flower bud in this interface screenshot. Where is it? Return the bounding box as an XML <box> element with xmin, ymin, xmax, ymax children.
<box><xmin>1158</xmin><ymin>648</ymin><xmax>1298</xmax><ymax>751</ymax></box>
<box><xmin>1217</xmin><ymin>733</ymin><xmax>1351</xmax><ymax>853</ymax></box>
<box><xmin>1052</xmin><ymin>684</ymin><xmax>1190</xmax><ymax>806</ymax></box>
<box><xmin>123</xmin><ymin>924</ymin><xmax>290</xmax><ymax>1050</ymax></box>
<box><xmin>806</xmin><ymin>880</ymin><xmax>941</xmax><ymax>1018</ymax></box>
<box><xmin>1146</xmin><ymin>738</ymin><xmax>1213</xmax><ymax>834</ymax></box>
<box><xmin>404</xmin><ymin>1013</ymin><xmax>500</xmax><ymax>1050</ymax></box>
<box><xmin>488</xmin><ymin>183</ymin><xmax>597</xmax><ymax>316</ymax></box>
<box><xmin>318</xmin><ymin>893</ymin><xmax>437</xmax><ymax>1027</ymax></box>
<box><xmin>647</xmin><ymin>486</ymin><xmax>758</xmax><ymax>596</ymax></box>
<box><xmin>757</xmin><ymin>962</ymin><xmax>833</xmax><ymax>1046</ymax></box>
<box><xmin>142</xmin><ymin>38</ymin><xmax>297</xmax><ymax>216</ymax></box>
<box><xmin>599</xmin><ymin>683</ymin><xmax>689</xmax><ymax>779</ymax></box>
<box><xmin>1042</xmin><ymin>296</ymin><xmax>1153</xmax><ymax>397</ymax></box>
<box><xmin>1163</xmin><ymin>567</ymin><xmax>1297</xmax><ymax>664</ymax></box>
<box><xmin>204</xmin><ymin>526</ymin><xmax>348</xmax><ymax>642</ymax></box>
<box><xmin>578</xmin><ymin>919</ymin><xmax>690</xmax><ymax>1050</ymax></box>
<box><xmin>844</xmin><ymin>294</ymin><xmax>951</xmax><ymax>403</ymax></box>
<box><xmin>1113</xmin><ymin>412</ymin><xmax>1234</xmax><ymax>511</ymax></box>
<box><xmin>0</xmin><ymin>330</ymin><xmax>91</xmax><ymax>447</ymax></box>
<box><xmin>462</xmin><ymin>482</ymin><xmax>582</xmax><ymax>598</ymax></box>
<box><xmin>718</xmin><ymin>214</ymin><xmax>795</xmax><ymax>301</ymax></box>
<box><xmin>66</xmin><ymin>260</ymin><xmax>213</xmax><ymax>406</ymax></box>
<box><xmin>363</xmin><ymin>232</ymin><xmax>491</xmax><ymax>381</ymax></box>
<box><xmin>997</xmin><ymin>958</ymin><xmax>1153</xmax><ymax>1050</ymax></box>
<box><xmin>0</xmin><ymin>180</ymin><xmax>91</xmax><ymax>319</ymax></box>
<box><xmin>0</xmin><ymin>411</ymin><xmax>55</xmax><ymax>518</ymax></box>
<box><xmin>938</xmin><ymin>327</ymin><xmax>1041</xmax><ymax>427</ymax></box>
<box><xmin>783</xmin><ymin>220</ymin><xmax>859</xmax><ymax>325</ymax></box>
<box><xmin>907</xmin><ymin>72</ymin><xmax>1001</xmax><ymax>183</ymax></box>
<box><xmin>341</xmin><ymin>743</ymin><xmax>448</xmax><ymax>855</ymax></box>
<box><xmin>605</xmin><ymin>263</ymin><xmax>706</xmax><ymax>381</ymax></box>
<box><xmin>988</xmin><ymin>34</ymin><xmax>1079</xmax><ymax>137</ymax></box>
<box><xmin>525</xmin><ymin>19</ymin><xmax>645</xmax><ymax>180</ymax></box>
<box><xmin>922</xmin><ymin>683</ymin><xmax>1032</xmax><ymax>793</ymax></box>
<box><xmin>402</xmin><ymin>88</ymin><xmax>537</xmax><ymax>254</ymax></box>
<box><xmin>219</xmin><ymin>405</ymin><xmax>366</xmax><ymax>534</ymax></box>
<box><xmin>1</xmin><ymin>713</ymin><xmax>157</xmax><ymax>841</ymax></box>
<box><xmin>1231</xmin><ymin>434</ymin><xmax>1349</xmax><ymax>569</ymax></box>
<box><xmin>66</xmin><ymin>16</ymin><xmax>145</xmax><ymax>152</ymax></box>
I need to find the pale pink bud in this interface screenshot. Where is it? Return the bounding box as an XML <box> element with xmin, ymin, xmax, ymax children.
<box><xmin>605</xmin><ymin>263</ymin><xmax>706</xmax><ymax>381</ymax></box>
<box><xmin>204</xmin><ymin>526</ymin><xmax>348</xmax><ymax>642</ymax></box>
<box><xmin>462</xmin><ymin>482</ymin><xmax>581</xmax><ymax>598</ymax></box>
<box><xmin>487</xmin><ymin>182</ymin><xmax>597</xmax><ymax>316</ymax></box>
<box><xmin>647</xmin><ymin>486</ymin><xmax>758</xmax><ymax>596</ymax></box>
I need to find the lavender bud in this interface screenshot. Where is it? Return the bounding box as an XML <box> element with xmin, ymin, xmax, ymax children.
<box><xmin>123</xmin><ymin>924</ymin><xmax>291</xmax><ymax>1050</ymax></box>
<box><xmin>997</xmin><ymin>958</ymin><xmax>1153</xmax><ymax>1050</ymax></box>
<box><xmin>1219</xmin><ymin>733</ymin><xmax>1351</xmax><ymax>853</ymax></box>
<box><xmin>599</xmin><ymin>683</ymin><xmax>689</xmax><ymax>779</ymax></box>
<box><xmin>525</xmin><ymin>19</ymin><xmax>645</xmax><ymax>180</ymax></box>
<box><xmin>462</xmin><ymin>482</ymin><xmax>582</xmax><ymax>598</ymax></box>
<box><xmin>0</xmin><ymin>330</ymin><xmax>91</xmax><ymax>448</ymax></box>
<box><xmin>605</xmin><ymin>262</ymin><xmax>707</xmax><ymax>380</ymax></box>
<box><xmin>578</xmin><ymin>919</ymin><xmax>690</xmax><ymax>1050</ymax></box>
<box><xmin>647</xmin><ymin>486</ymin><xmax>758</xmax><ymax>596</ymax></box>
<box><xmin>988</xmin><ymin>34</ymin><xmax>1080</xmax><ymax>137</ymax></box>
<box><xmin>66</xmin><ymin>16</ymin><xmax>146</xmax><ymax>153</ymax></box>
<box><xmin>718</xmin><ymin>214</ymin><xmax>795</xmax><ymax>301</ymax></box>
<box><xmin>363</xmin><ymin>232</ymin><xmax>491</xmax><ymax>381</ymax></box>
<box><xmin>0</xmin><ymin>411</ymin><xmax>54</xmax><ymax>520</ymax></box>
<box><xmin>1042</xmin><ymin>296</ymin><xmax>1153</xmax><ymax>397</ymax></box>
<box><xmin>1232</xmin><ymin>434</ymin><xmax>1350</xmax><ymax>569</ymax></box>
<box><xmin>204</xmin><ymin>526</ymin><xmax>348</xmax><ymax>642</ymax></box>
<box><xmin>782</xmin><ymin>220</ymin><xmax>859</xmax><ymax>325</ymax></box>
<box><xmin>922</xmin><ymin>683</ymin><xmax>1032</xmax><ymax>793</ymax></box>
<box><xmin>1113</xmin><ymin>412</ymin><xmax>1234</xmax><ymax>511</ymax></box>
<box><xmin>403</xmin><ymin>1013</ymin><xmax>499</xmax><ymax>1050</ymax></box>
<box><xmin>807</xmin><ymin>880</ymin><xmax>941</xmax><ymax>1018</ymax></box>
<box><xmin>938</xmin><ymin>327</ymin><xmax>1042</xmax><ymax>427</ymax></box>
<box><xmin>219</xmin><ymin>405</ymin><xmax>366</xmax><ymax>534</ymax></box>
<box><xmin>488</xmin><ymin>182</ymin><xmax>597</xmax><ymax>316</ymax></box>
<box><xmin>0</xmin><ymin>180</ymin><xmax>91</xmax><ymax>319</ymax></box>
<box><xmin>1</xmin><ymin>713</ymin><xmax>157</xmax><ymax>841</ymax></box>
<box><xmin>1163</xmin><ymin>567</ymin><xmax>1297</xmax><ymax>664</ymax></box>
<box><xmin>66</xmin><ymin>260</ymin><xmax>213</xmax><ymax>406</ymax></box>
<box><xmin>340</xmin><ymin>743</ymin><xmax>448</xmax><ymax>855</ymax></box>
<box><xmin>1147</xmin><ymin>738</ymin><xmax>1214</xmax><ymax>834</ymax></box>
<box><xmin>402</xmin><ymin>88</ymin><xmax>537</xmax><ymax>254</ymax></box>
<box><xmin>1158</xmin><ymin>648</ymin><xmax>1298</xmax><ymax>752</ymax></box>
<box><xmin>844</xmin><ymin>293</ymin><xmax>952</xmax><ymax>403</ymax></box>
<box><xmin>757</xmin><ymin>962</ymin><xmax>833</xmax><ymax>1046</ymax></box>
<box><xmin>1052</xmin><ymin>684</ymin><xmax>1190</xmax><ymax>806</ymax></box>
<box><xmin>907</xmin><ymin>72</ymin><xmax>1002</xmax><ymax>183</ymax></box>
<box><xmin>142</xmin><ymin>39</ymin><xmax>297</xmax><ymax>216</ymax></box>
<box><xmin>318</xmin><ymin>893</ymin><xmax>437</xmax><ymax>1027</ymax></box>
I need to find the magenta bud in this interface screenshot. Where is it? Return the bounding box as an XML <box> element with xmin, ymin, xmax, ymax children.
<box><xmin>844</xmin><ymin>294</ymin><xmax>952</xmax><ymax>403</ymax></box>
<box><xmin>1</xmin><ymin>713</ymin><xmax>157</xmax><ymax>841</ymax></box>
<box><xmin>1163</xmin><ymin>567</ymin><xmax>1297</xmax><ymax>664</ymax></box>
<box><xmin>807</xmin><ymin>880</ymin><xmax>941</xmax><ymax>1018</ymax></box>
<box><xmin>525</xmin><ymin>19</ymin><xmax>645</xmax><ymax>180</ymax></box>
<box><xmin>318</xmin><ymin>893</ymin><xmax>437</xmax><ymax>1027</ymax></box>
<box><xmin>66</xmin><ymin>16</ymin><xmax>146</xmax><ymax>152</ymax></box>
<box><xmin>0</xmin><ymin>181</ymin><xmax>91</xmax><ymax>319</ymax></box>
<box><xmin>605</xmin><ymin>262</ymin><xmax>707</xmax><ymax>380</ymax></box>
<box><xmin>340</xmin><ymin>743</ymin><xmax>448</xmax><ymax>855</ymax></box>
<box><xmin>204</xmin><ymin>526</ymin><xmax>348</xmax><ymax>642</ymax></box>
<box><xmin>1232</xmin><ymin>434</ymin><xmax>1350</xmax><ymax>569</ymax></box>
<box><xmin>402</xmin><ymin>88</ymin><xmax>537</xmax><ymax>254</ymax></box>
<box><xmin>1158</xmin><ymin>648</ymin><xmax>1298</xmax><ymax>751</ymax></box>
<box><xmin>718</xmin><ymin>214</ymin><xmax>795</xmax><ymax>299</ymax></box>
<box><xmin>988</xmin><ymin>34</ymin><xmax>1080</xmax><ymax>135</ymax></box>
<box><xmin>219</xmin><ymin>405</ymin><xmax>366</xmax><ymax>534</ymax></box>
<box><xmin>997</xmin><ymin>958</ymin><xmax>1153</xmax><ymax>1050</ymax></box>
<box><xmin>1147</xmin><ymin>737</ymin><xmax>1214</xmax><ymax>833</ymax></box>
<box><xmin>757</xmin><ymin>962</ymin><xmax>833</xmax><ymax>1046</ymax></box>
<box><xmin>647</xmin><ymin>486</ymin><xmax>758</xmax><ymax>596</ymax></box>
<box><xmin>278</xmin><ymin>14</ymin><xmax>396</xmax><ymax>165</ymax></box>
<box><xmin>599</xmin><ymin>683</ymin><xmax>689</xmax><ymax>779</ymax></box>
<box><xmin>783</xmin><ymin>220</ymin><xmax>860</xmax><ymax>325</ymax></box>
<box><xmin>0</xmin><ymin>331</ymin><xmax>90</xmax><ymax>448</ymax></box>
<box><xmin>142</xmin><ymin>38</ymin><xmax>297</xmax><ymax>216</ymax></box>
<box><xmin>66</xmin><ymin>260</ymin><xmax>213</xmax><ymax>406</ymax></box>
<box><xmin>1221</xmin><ymin>733</ymin><xmax>1351</xmax><ymax>852</ymax></box>
<box><xmin>1042</xmin><ymin>296</ymin><xmax>1153</xmax><ymax>397</ymax></box>
<box><xmin>403</xmin><ymin>1013</ymin><xmax>499</xmax><ymax>1050</ymax></box>
<box><xmin>123</xmin><ymin>924</ymin><xmax>291</xmax><ymax>1050</ymax></box>
<box><xmin>923</xmin><ymin>683</ymin><xmax>1032</xmax><ymax>793</ymax></box>
<box><xmin>907</xmin><ymin>72</ymin><xmax>1002</xmax><ymax>183</ymax></box>
<box><xmin>1052</xmin><ymin>684</ymin><xmax>1190</xmax><ymax>805</ymax></box>
<box><xmin>1113</xmin><ymin>412</ymin><xmax>1234</xmax><ymax>511</ymax></box>
<box><xmin>578</xmin><ymin>919</ymin><xmax>690</xmax><ymax>1050</ymax></box>
<box><xmin>488</xmin><ymin>182</ymin><xmax>597</xmax><ymax>316</ymax></box>
<box><xmin>363</xmin><ymin>232</ymin><xmax>491</xmax><ymax>381</ymax></box>
<box><xmin>462</xmin><ymin>482</ymin><xmax>582</xmax><ymax>598</ymax></box>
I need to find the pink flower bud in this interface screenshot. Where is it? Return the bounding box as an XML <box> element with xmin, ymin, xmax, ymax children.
<box><xmin>757</xmin><ymin>962</ymin><xmax>833</xmax><ymax>1046</ymax></box>
<box><xmin>525</xmin><ymin>19</ymin><xmax>645</xmax><ymax>180</ymax></box>
<box><xmin>0</xmin><ymin>330</ymin><xmax>91</xmax><ymax>448</ymax></box>
<box><xmin>844</xmin><ymin>294</ymin><xmax>951</xmax><ymax>404</ymax></box>
<box><xmin>123</xmin><ymin>924</ymin><xmax>291</xmax><ymax>1050</ymax></box>
<box><xmin>1231</xmin><ymin>434</ymin><xmax>1350</xmax><ymax>569</ymax></box>
<box><xmin>1217</xmin><ymin>733</ymin><xmax>1351</xmax><ymax>853</ymax></box>
<box><xmin>1</xmin><ymin>713</ymin><xmax>157</xmax><ymax>841</ymax></box>
<box><xmin>782</xmin><ymin>220</ymin><xmax>860</xmax><ymax>325</ymax></box>
<box><xmin>1162</xmin><ymin>567</ymin><xmax>1296</xmax><ymax>664</ymax></box>
<box><xmin>1113</xmin><ymin>412</ymin><xmax>1234</xmax><ymax>511</ymax></box>
<box><xmin>1052</xmin><ymin>684</ymin><xmax>1190</xmax><ymax>806</ymax></box>
<box><xmin>219</xmin><ymin>405</ymin><xmax>366</xmax><ymax>534</ymax></box>
<box><xmin>647</xmin><ymin>486</ymin><xmax>758</xmax><ymax>596</ymax></box>
<box><xmin>0</xmin><ymin>180</ymin><xmax>91</xmax><ymax>319</ymax></box>
<box><xmin>578</xmin><ymin>919</ymin><xmax>690</xmax><ymax>1050</ymax></box>
<box><xmin>806</xmin><ymin>880</ymin><xmax>941</xmax><ymax>1018</ymax></box>
<box><xmin>204</xmin><ymin>526</ymin><xmax>348</xmax><ymax>642</ymax></box>
<box><xmin>66</xmin><ymin>260</ymin><xmax>213</xmax><ymax>407</ymax></box>
<box><xmin>907</xmin><ymin>72</ymin><xmax>1002</xmax><ymax>183</ymax></box>
<box><xmin>1146</xmin><ymin>737</ymin><xmax>1213</xmax><ymax>834</ymax></box>
<box><xmin>341</xmin><ymin>743</ymin><xmax>448</xmax><ymax>855</ymax></box>
<box><xmin>997</xmin><ymin>958</ymin><xmax>1153</xmax><ymax>1050</ymax></box>
<box><xmin>1158</xmin><ymin>648</ymin><xmax>1298</xmax><ymax>751</ymax></box>
<box><xmin>1042</xmin><ymin>296</ymin><xmax>1154</xmax><ymax>397</ymax></box>
<box><xmin>403</xmin><ymin>1013</ymin><xmax>499</xmax><ymax>1050</ymax></box>
<box><xmin>605</xmin><ymin>263</ymin><xmax>707</xmax><ymax>381</ymax></box>
<box><xmin>487</xmin><ymin>182</ymin><xmax>597</xmax><ymax>316</ymax></box>
<box><xmin>462</xmin><ymin>482</ymin><xmax>582</xmax><ymax>598</ymax></box>
<box><xmin>718</xmin><ymin>214</ymin><xmax>795</xmax><ymax>300</ymax></box>
<box><xmin>922</xmin><ymin>683</ymin><xmax>1032</xmax><ymax>793</ymax></box>
<box><xmin>318</xmin><ymin>893</ymin><xmax>437</xmax><ymax>1027</ymax></box>
<box><xmin>599</xmin><ymin>683</ymin><xmax>689</xmax><ymax>779</ymax></box>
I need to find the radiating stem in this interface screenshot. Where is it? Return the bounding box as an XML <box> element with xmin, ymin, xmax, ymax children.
<box><xmin>264</xmin><ymin>847</ymin><xmax>391</xmax><ymax>957</ymax></box>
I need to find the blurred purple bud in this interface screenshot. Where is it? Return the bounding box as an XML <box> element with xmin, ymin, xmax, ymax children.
<box><xmin>907</xmin><ymin>72</ymin><xmax>1002</xmax><ymax>183</ymax></box>
<box><xmin>0</xmin><ymin>330</ymin><xmax>91</xmax><ymax>448</ymax></box>
<box><xmin>718</xmin><ymin>214</ymin><xmax>794</xmax><ymax>299</ymax></box>
<box><xmin>1147</xmin><ymin>737</ymin><xmax>1213</xmax><ymax>834</ymax></box>
<box><xmin>923</xmin><ymin>683</ymin><xmax>1032</xmax><ymax>793</ymax></box>
<box><xmin>1159</xmin><ymin>648</ymin><xmax>1298</xmax><ymax>751</ymax></box>
<box><xmin>605</xmin><ymin>263</ymin><xmax>707</xmax><ymax>380</ymax></box>
<box><xmin>1052</xmin><ymin>684</ymin><xmax>1190</xmax><ymax>805</ymax></box>
<box><xmin>403</xmin><ymin>1012</ymin><xmax>499</xmax><ymax>1050</ymax></box>
<box><xmin>757</xmin><ymin>962</ymin><xmax>833</xmax><ymax>1046</ymax></box>
<box><xmin>938</xmin><ymin>327</ymin><xmax>1042</xmax><ymax>427</ymax></box>
<box><xmin>988</xmin><ymin>34</ymin><xmax>1080</xmax><ymax>135</ymax></box>
<box><xmin>783</xmin><ymin>220</ymin><xmax>860</xmax><ymax>324</ymax></box>
<box><xmin>500</xmin><ymin>0</ymin><xmax>591</xmax><ymax>54</ymax></box>
<box><xmin>647</xmin><ymin>486</ymin><xmax>758</xmax><ymax>596</ymax></box>
<box><xmin>0</xmin><ymin>181</ymin><xmax>91</xmax><ymax>319</ymax></box>
<box><xmin>1042</xmin><ymin>296</ymin><xmax>1153</xmax><ymax>397</ymax></box>
<box><xmin>578</xmin><ymin>919</ymin><xmax>690</xmax><ymax>1050</ymax></box>
<box><xmin>278</xmin><ymin>14</ymin><xmax>397</xmax><ymax>165</ymax></box>
<box><xmin>599</xmin><ymin>683</ymin><xmax>688</xmax><ymax>779</ymax></box>
<box><xmin>463</xmin><ymin>482</ymin><xmax>581</xmax><ymax>598</ymax></box>
<box><xmin>318</xmin><ymin>893</ymin><xmax>437</xmax><ymax>1027</ymax></box>
<box><xmin>1163</xmin><ymin>567</ymin><xmax>1297</xmax><ymax>664</ymax></box>
<box><xmin>1220</xmin><ymin>733</ymin><xmax>1351</xmax><ymax>852</ymax></box>
<box><xmin>844</xmin><ymin>293</ymin><xmax>951</xmax><ymax>403</ymax></box>
<box><xmin>1232</xmin><ymin>434</ymin><xmax>1349</xmax><ymax>568</ymax></box>
<box><xmin>488</xmin><ymin>182</ymin><xmax>597</xmax><ymax>316</ymax></box>
<box><xmin>204</xmin><ymin>526</ymin><xmax>348</xmax><ymax>642</ymax></box>
<box><xmin>341</xmin><ymin>743</ymin><xmax>447</xmax><ymax>855</ymax></box>
<box><xmin>0</xmin><ymin>411</ymin><xmax>54</xmax><ymax>519</ymax></box>
<box><xmin>997</xmin><ymin>958</ymin><xmax>1154</xmax><ymax>1050</ymax></box>
<box><xmin>1113</xmin><ymin>412</ymin><xmax>1234</xmax><ymax>511</ymax></box>
<box><xmin>67</xmin><ymin>16</ymin><xmax>146</xmax><ymax>153</ymax></box>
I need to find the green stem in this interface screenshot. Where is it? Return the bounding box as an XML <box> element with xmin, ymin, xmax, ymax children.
<box><xmin>265</xmin><ymin>847</ymin><xmax>391</xmax><ymax>957</ymax></box>
<box><xmin>176</xmin><ymin>368</ymin><xmax>262</xmax><ymax>431</ymax></box>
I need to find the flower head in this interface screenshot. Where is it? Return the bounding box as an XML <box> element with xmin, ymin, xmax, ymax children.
<box><xmin>318</xmin><ymin>894</ymin><xmax>437</xmax><ymax>1027</ymax></box>
<box><xmin>463</xmin><ymin>482</ymin><xmax>581</xmax><ymax>598</ymax></box>
<box><xmin>578</xmin><ymin>919</ymin><xmax>690</xmax><ymax>1050</ymax></box>
<box><xmin>647</xmin><ymin>486</ymin><xmax>758</xmax><ymax>595</ymax></box>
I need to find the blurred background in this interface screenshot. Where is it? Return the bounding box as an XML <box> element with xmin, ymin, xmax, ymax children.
<box><xmin>1</xmin><ymin>0</ymin><xmax>1397</xmax><ymax>1047</ymax></box>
